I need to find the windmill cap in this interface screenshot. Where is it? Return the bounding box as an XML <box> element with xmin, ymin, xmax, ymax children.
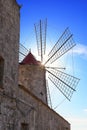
<box><xmin>20</xmin><ymin>52</ymin><xmax>41</xmax><ymax>65</ymax></box>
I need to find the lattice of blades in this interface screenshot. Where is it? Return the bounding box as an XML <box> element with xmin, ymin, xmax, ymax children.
<box><xmin>47</xmin><ymin>68</ymin><xmax>80</xmax><ymax>101</ymax></box>
<box><xmin>34</xmin><ymin>19</ymin><xmax>47</xmax><ymax>62</ymax></box>
<box><xmin>19</xmin><ymin>43</ymin><xmax>29</xmax><ymax>62</ymax></box>
<box><xmin>44</xmin><ymin>27</ymin><xmax>76</xmax><ymax>65</ymax></box>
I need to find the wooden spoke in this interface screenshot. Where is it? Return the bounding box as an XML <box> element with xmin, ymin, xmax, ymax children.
<box><xmin>34</xmin><ymin>19</ymin><xmax>47</xmax><ymax>62</ymax></box>
<box><xmin>46</xmin><ymin>68</ymin><xmax>80</xmax><ymax>101</ymax></box>
<box><xmin>44</xmin><ymin>28</ymin><xmax>76</xmax><ymax>65</ymax></box>
<box><xmin>19</xmin><ymin>43</ymin><xmax>29</xmax><ymax>62</ymax></box>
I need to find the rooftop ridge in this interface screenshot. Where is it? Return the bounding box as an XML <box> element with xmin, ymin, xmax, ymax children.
<box><xmin>21</xmin><ymin>52</ymin><xmax>40</xmax><ymax>65</ymax></box>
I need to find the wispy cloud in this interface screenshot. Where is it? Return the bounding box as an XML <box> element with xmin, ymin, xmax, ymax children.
<box><xmin>73</xmin><ymin>44</ymin><xmax>87</xmax><ymax>58</ymax></box>
<box><xmin>67</xmin><ymin>44</ymin><xmax>87</xmax><ymax>61</ymax></box>
<box><xmin>83</xmin><ymin>109</ymin><xmax>87</xmax><ymax>112</ymax></box>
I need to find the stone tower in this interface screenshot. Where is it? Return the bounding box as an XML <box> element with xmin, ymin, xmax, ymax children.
<box><xmin>19</xmin><ymin>52</ymin><xmax>48</xmax><ymax>104</ymax></box>
<box><xmin>0</xmin><ymin>1</ymin><xmax>20</xmax><ymax>129</ymax></box>
<box><xmin>0</xmin><ymin>0</ymin><xmax>20</xmax><ymax>95</ymax></box>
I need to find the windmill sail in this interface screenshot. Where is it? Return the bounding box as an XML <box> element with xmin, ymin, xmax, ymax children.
<box><xmin>44</xmin><ymin>28</ymin><xmax>76</xmax><ymax>65</ymax></box>
<box><xmin>46</xmin><ymin>68</ymin><xmax>80</xmax><ymax>101</ymax></box>
<box><xmin>34</xmin><ymin>19</ymin><xmax>47</xmax><ymax>62</ymax></box>
<box><xmin>19</xmin><ymin>20</ymin><xmax>80</xmax><ymax>103</ymax></box>
<box><xmin>19</xmin><ymin>43</ymin><xmax>29</xmax><ymax>62</ymax></box>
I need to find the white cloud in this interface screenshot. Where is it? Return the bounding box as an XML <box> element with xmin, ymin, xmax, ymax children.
<box><xmin>73</xmin><ymin>44</ymin><xmax>87</xmax><ymax>57</ymax></box>
<box><xmin>83</xmin><ymin>109</ymin><xmax>87</xmax><ymax>112</ymax></box>
<box><xmin>66</xmin><ymin>44</ymin><xmax>87</xmax><ymax>61</ymax></box>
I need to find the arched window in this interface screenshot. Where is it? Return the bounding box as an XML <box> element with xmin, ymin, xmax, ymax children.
<box><xmin>0</xmin><ymin>56</ymin><xmax>4</xmax><ymax>88</ymax></box>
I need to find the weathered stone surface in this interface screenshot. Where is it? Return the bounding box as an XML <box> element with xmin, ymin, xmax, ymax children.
<box><xmin>0</xmin><ymin>0</ymin><xmax>71</xmax><ymax>130</ymax></box>
<box><xmin>18</xmin><ymin>85</ymin><xmax>70</xmax><ymax>130</ymax></box>
<box><xmin>0</xmin><ymin>0</ymin><xmax>20</xmax><ymax>129</ymax></box>
<box><xmin>19</xmin><ymin>64</ymin><xmax>48</xmax><ymax>104</ymax></box>
<box><xmin>0</xmin><ymin>0</ymin><xmax>20</xmax><ymax>96</ymax></box>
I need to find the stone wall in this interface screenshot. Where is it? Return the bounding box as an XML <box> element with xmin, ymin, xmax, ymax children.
<box><xmin>17</xmin><ymin>85</ymin><xmax>70</xmax><ymax>130</ymax></box>
<box><xmin>0</xmin><ymin>85</ymin><xmax>70</xmax><ymax>130</ymax></box>
<box><xmin>0</xmin><ymin>0</ymin><xmax>20</xmax><ymax>96</ymax></box>
<box><xmin>0</xmin><ymin>84</ymin><xmax>70</xmax><ymax>130</ymax></box>
<box><xmin>19</xmin><ymin>64</ymin><xmax>48</xmax><ymax>104</ymax></box>
<box><xmin>0</xmin><ymin>1</ymin><xmax>20</xmax><ymax>129</ymax></box>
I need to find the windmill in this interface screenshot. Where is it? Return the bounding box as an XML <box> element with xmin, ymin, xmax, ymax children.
<box><xmin>19</xmin><ymin>19</ymin><xmax>80</xmax><ymax>108</ymax></box>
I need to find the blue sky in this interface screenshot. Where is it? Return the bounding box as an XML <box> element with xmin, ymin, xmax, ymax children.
<box><xmin>17</xmin><ymin>0</ymin><xmax>87</xmax><ymax>130</ymax></box>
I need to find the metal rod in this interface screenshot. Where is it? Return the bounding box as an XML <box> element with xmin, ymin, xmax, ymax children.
<box><xmin>40</xmin><ymin>20</ymin><xmax>43</xmax><ymax>62</ymax></box>
<box><xmin>46</xmin><ymin>67</ymin><xmax>66</xmax><ymax>70</ymax></box>
<box><xmin>50</xmin><ymin>44</ymin><xmax>76</xmax><ymax>64</ymax></box>
<box><xmin>48</xmin><ymin>27</ymin><xmax>69</xmax><ymax>56</ymax></box>
<box><xmin>34</xmin><ymin>24</ymin><xmax>39</xmax><ymax>56</ymax></box>
<box><xmin>44</xmin><ymin>34</ymin><xmax>73</xmax><ymax>65</ymax></box>
<box><xmin>44</xmin><ymin>18</ymin><xmax>47</xmax><ymax>55</ymax></box>
<box><xmin>46</xmin><ymin>69</ymin><xmax>76</xmax><ymax>91</ymax></box>
<box><xmin>19</xmin><ymin>51</ymin><xmax>26</xmax><ymax>56</ymax></box>
<box><xmin>48</xmin><ymin>76</ymin><xmax>71</xmax><ymax>101</ymax></box>
<box><xmin>20</xmin><ymin>43</ymin><xmax>29</xmax><ymax>52</ymax></box>
<box><xmin>49</xmin><ymin>67</ymin><xmax>80</xmax><ymax>80</ymax></box>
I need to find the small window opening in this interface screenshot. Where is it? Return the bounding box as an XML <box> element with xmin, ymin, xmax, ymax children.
<box><xmin>21</xmin><ymin>123</ymin><xmax>29</xmax><ymax>130</ymax></box>
<box><xmin>40</xmin><ymin>92</ymin><xmax>43</xmax><ymax>96</ymax></box>
<box><xmin>0</xmin><ymin>56</ymin><xmax>4</xmax><ymax>88</ymax></box>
